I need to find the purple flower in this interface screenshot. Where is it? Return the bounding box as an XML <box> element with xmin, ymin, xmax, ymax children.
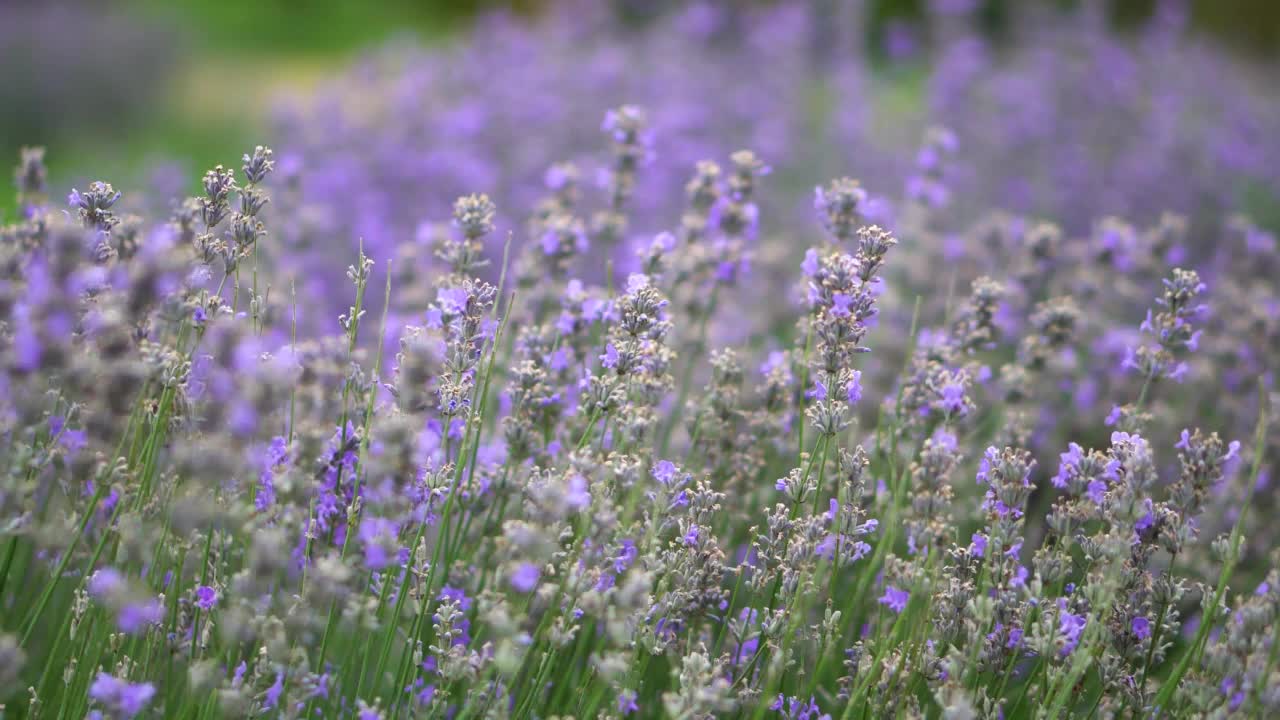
<box><xmin>816</xmin><ymin>535</ymin><xmax>871</xmax><ymax>563</ymax></box>
<box><xmin>1134</xmin><ymin>498</ymin><xmax>1157</xmax><ymax>534</ymax></box>
<box><xmin>1052</xmin><ymin>443</ymin><xmax>1084</xmax><ymax>489</ymax></box>
<box><xmin>878</xmin><ymin>586</ymin><xmax>910</xmax><ymax>614</ymax></box>
<box><xmin>934</xmin><ymin>379</ymin><xmax>967</xmax><ymax>416</ymax></box>
<box><xmin>1220</xmin><ymin>677</ymin><xmax>1245</xmax><ymax>710</ymax></box>
<box><xmin>845</xmin><ymin>371</ymin><xmax>863</xmax><ymax>406</ymax></box>
<box><xmin>1131</xmin><ymin>616</ymin><xmax>1151</xmax><ymax>640</ymax></box>
<box><xmin>566</xmin><ymin>474</ymin><xmax>591</xmax><ymax>510</ymax></box>
<box><xmin>47</xmin><ymin>416</ymin><xmax>87</xmax><ymax>457</ymax></box>
<box><xmin>830</xmin><ymin>293</ymin><xmax>853</xmax><ymax>318</ymax></box>
<box><xmin>815</xmin><ymin>534</ymin><xmax>836</xmax><ymax>559</ymax></box>
<box><xmin>652</xmin><ymin>460</ymin><xmax>678</xmax><ymax>485</ymax></box>
<box><xmin>1086</xmin><ymin>479</ymin><xmax>1108</xmax><ymax>505</ymax></box>
<box><xmin>801</xmin><ymin>248</ymin><xmax>819</xmax><ymax>278</ymax></box>
<box><xmin>970</xmin><ymin>533</ymin><xmax>988</xmax><ymax>558</ymax></box>
<box><xmin>1007</xmin><ymin>627</ymin><xmax>1024</xmax><ymax>649</ymax></box>
<box><xmin>511</xmin><ymin>563</ymin><xmax>540</xmax><ymax>592</ymax></box>
<box><xmin>771</xmin><ymin>693</ymin><xmax>831</xmax><ymax>720</ymax></box>
<box><xmin>194</xmin><ymin>585</ymin><xmax>217</xmax><ymax>610</ymax></box>
<box><xmin>1175</xmin><ymin>429</ymin><xmax>1192</xmax><ymax>451</ymax></box>
<box><xmin>617</xmin><ymin>690</ymin><xmax>639</xmax><ymax>716</ymax></box>
<box><xmin>539</xmin><ymin>230</ymin><xmax>560</xmax><ymax>255</ymax></box>
<box><xmin>1011</xmin><ymin>565</ymin><xmax>1029</xmax><ymax>587</ymax></box>
<box><xmin>931</xmin><ymin>429</ymin><xmax>958</xmax><ymax>452</ymax></box>
<box><xmin>600</xmin><ymin>343</ymin><xmax>619</xmax><ymax>369</ymax></box>
<box><xmin>975</xmin><ymin>446</ymin><xmax>1000</xmax><ymax>485</ymax></box>
<box><xmin>436</xmin><ymin>287</ymin><xmax>470</xmax><ymax>315</ymax></box>
<box><xmin>848</xmin><ymin>541</ymin><xmax>872</xmax><ymax>562</ymax></box>
<box><xmin>613</xmin><ymin>539</ymin><xmax>638</xmax><ymax>574</ymax></box>
<box><xmin>117</xmin><ymin>599</ymin><xmax>163</xmax><ymax>634</ymax></box>
<box><xmin>88</xmin><ymin>567</ymin><xmax>125</xmax><ymax>599</ymax></box>
<box><xmin>683</xmin><ymin>525</ymin><xmax>700</xmax><ymax>546</ymax></box>
<box><xmin>1057</xmin><ymin>601</ymin><xmax>1087</xmax><ymax>656</ymax></box>
<box><xmin>263</xmin><ymin>672</ymin><xmax>284</xmax><ymax>710</ymax></box>
<box><xmin>89</xmin><ymin>673</ymin><xmax>155</xmax><ymax>718</ymax></box>
<box><xmin>438</xmin><ymin>585</ymin><xmax>472</xmax><ymax>612</ymax></box>
<box><xmin>358</xmin><ymin>516</ymin><xmax>400</xmax><ymax>571</ymax></box>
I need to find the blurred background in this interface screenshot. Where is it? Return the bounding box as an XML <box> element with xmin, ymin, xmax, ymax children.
<box><xmin>3</xmin><ymin>0</ymin><xmax>1279</xmax><ymax>224</ymax></box>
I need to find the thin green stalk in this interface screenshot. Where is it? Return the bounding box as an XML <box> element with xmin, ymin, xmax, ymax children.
<box><xmin>658</xmin><ymin>286</ymin><xmax>719</xmax><ymax>457</ymax></box>
<box><xmin>0</xmin><ymin>536</ymin><xmax>18</xmax><ymax>602</ymax></box>
<box><xmin>19</xmin><ymin>481</ymin><xmax>110</xmax><ymax>645</ymax></box>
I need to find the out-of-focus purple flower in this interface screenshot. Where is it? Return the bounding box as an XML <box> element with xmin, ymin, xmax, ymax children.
<box><xmin>683</xmin><ymin>525</ymin><xmax>700</xmax><ymax>546</ymax></box>
<box><xmin>439</xmin><ymin>586</ymin><xmax>472</xmax><ymax>613</ymax></box>
<box><xmin>1057</xmin><ymin>600</ymin><xmax>1087</xmax><ymax>656</ymax></box>
<box><xmin>878</xmin><ymin>586</ymin><xmax>910</xmax><ymax>614</ymax></box>
<box><xmin>600</xmin><ymin>343</ymin><xmax>619</xmax><ymax>369</ymax></box>
<box><xmin>1052</xmin><ymin>443</ymin><xmax>1084</xmax><ymax>488</ymax></box>
<box><xmin>117</xmin><ymin>599</ymin><xmax>163</xmax><ymax>634</ymax></box>
<box><xmin>652</xmin><ymin>460</ymin><xmax>678</xmax><ymax>485</ymax></box>
<box><xmin>358</xmin><ymin>517</ymin><xmax>400</xmax><ymax>571</ymax></box>
<box><xmin>89</xmin><ymin>673</ymin><xmax>155</xmax><ymax>718</ymax></box>
<box><xmin>263</xmin><ymin>672</ymin><xmax>284</xmax><ymax>710</ymax></box>
<box><xmin>975</xmin><ymin>447</ymin><xmax>1000</xmax><ymax>485</ymax></box>
<box><xmin>1220</xmin><ymin>677</ymin><xmax>1246</xmax><ymax>711</ymax></box>
<box><xmin>194</xmin><ymin>585</ymin><xmax>217</xmax><ymax>610</ymax></box>
<box><xmin>830</xmin><ymin>293</ymin><xmax>853</xmax><ymax>318</ymax></box>
<box><xmin>48</xmin><ymin>415</ymin><xmax>88</xmax><ymax>456</ymax></box>
<box><xmin>1007</xmin><ymin>626</ymin><xmax>1024</xmax><ymax>649</ymax></box>
<box><xmin>511</xmin><ymin>563</ymin><xmax>541</xmax><ymax>593</ymax></box>
<box><xmin>566</xmin><ymin>474</ymin><xmax>591</xmax><ymax>510</ymax></box>
<box><xmin>436</xmin><ymin>287</ymin><xmax>470</xmax><ymax>315</ymax></box>
<box><xmin>771</xmin><ymin>693</ymin><xmax>831</xmax><ymax>720</ymax></box>
<box><xmin>801</xmin><ymin>248</ymin><xmax>819</xmax><ymax>278</ymax></box>
<box><xmin>88</xmin><ymin>568</ymin><xmax>125</xmax><ymax>599</ymax></box>
<box><xmin>1134</xmin><ymin>498</ymin><xmax>1156</xmax><ymax>535</ymax></box>
<box><xmin>617</xmin><ymin>690</ymin><xmax>639</xmax><ymax>716</ymax></box>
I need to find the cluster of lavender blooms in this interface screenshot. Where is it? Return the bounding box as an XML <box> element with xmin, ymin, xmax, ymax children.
<box><xmin>2</xmin><ymin>77</ymin><xmax>1277</xmax><ymax>719</ymax></box>
<box><xmin>264</xmin><ymin>0</ymin><xmax>1280</xmax><ymax>333</ymax></box>
<box><xmin>250</xmin><ymin>0</ymin><xmax>1280</xmax><ymax>511</ymax></box>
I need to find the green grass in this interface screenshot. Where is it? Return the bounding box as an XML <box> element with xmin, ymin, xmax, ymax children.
<box><xmin>130</xmin><ymin>0</ymin><xmax>478</xmax><ymax>56</ymax></box>
<box><xmin>1</xmin><ymin>0</ymin><xmax>485</xmax><ymax>222</ymax></box>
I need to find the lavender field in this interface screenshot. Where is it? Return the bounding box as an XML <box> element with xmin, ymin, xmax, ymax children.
<box><xmin>2</xmin><ymin>1</ymin><xmax>1279</xmax><ymax>718</ymax></box>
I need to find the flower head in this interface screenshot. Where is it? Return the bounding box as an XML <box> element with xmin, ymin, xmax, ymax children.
<box><xmin>878</xmin><ymin>586</ymin><xmax>910</xmax><ymax>614</ymax></box>
<box><xmin>89</xmin><ymin>673</ymin><xmax>155</xmax><ymax>718</ymax></box>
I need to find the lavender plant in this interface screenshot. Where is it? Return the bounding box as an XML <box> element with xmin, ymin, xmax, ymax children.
<box><xmin>266</xmin><ymin>1</ymin><xmax>1280</xmax><ymax>334</ymax></box>
<box><xmin>1</xmin><ymin>5</ymin><xmax>1279</xmax><ymax>716</ymax></box>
